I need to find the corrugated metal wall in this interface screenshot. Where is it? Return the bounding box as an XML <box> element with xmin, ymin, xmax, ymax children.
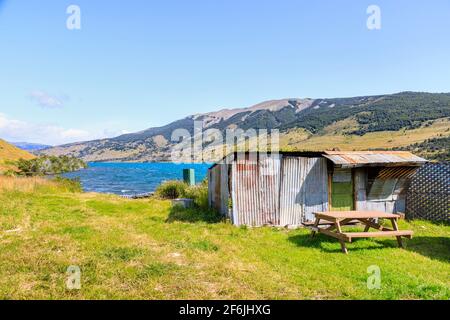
<box><xmin>229</xmin><ymin>156</ymin><xmax>328</xmax><ymax>227</ymax></box>
<box><xmin>211</xmin><ymin>155</ymin><xmax>416</xmax><ymax>227</ymax></box>
<box><xmin>354</xmin><ymin>167</ymin><xmax>407</xmax><ymax>214</ymax></box>
<box><xmin>208</xmin><ymin>163</ymin><xmax>229</xmax><ymax>216</ymax></box>
<box><xmin>354</xmin><ymin>168</ymin><xmax>367</xmax><ymax>210</ymax></box>
<box><xmin>279</xmin><ymin>157</ymin><xmax>328</xmax><ymax>226</ymax></box>
<box><xmin>208</xmin><ymin>165</ymin><xmax>219</xmax><ymax>211</ymax></box>
<box><xmin>231</xmin><ymin>155</ymin><xmax>282</xmax><ymax>226</ymax></box>
<box><xmin>258</xmin><ymin>156</ymin><xmax>281</xmax><ymax>225</ymax></box>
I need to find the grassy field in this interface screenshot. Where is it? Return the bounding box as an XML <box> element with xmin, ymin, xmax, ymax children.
<box><xmin>0</xmin><ymin>177</ymin><xmax>449</xmax><ymax>300</ymax></box>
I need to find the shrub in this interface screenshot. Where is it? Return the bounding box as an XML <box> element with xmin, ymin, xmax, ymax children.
<box><xmin>183</xmin><ymin>180</ymin><xmax>209</xmax><ymax>209</ymax></box>
<box><xmin>156</xmin><ymin>179</ymin><xmax>209</xmax><ymax>208</ymax></box>
<box><xmin>52</xmin><ymin>176</ymin><xmax>83</xmax><ymax>193</ymax></box>
<box><xmin>15</xmin><ymin>156</ymin><xmax>87</xmax><ymax>176</ymax></box>
<box><xmin>155</xmin><ymin>180</ymin><xmax>188</xmax><ymax>199</ymax></box>
<box><xmin>3</xmin><ymin>170</ymin><xmax>17</xmax><ymax>177</ymax></box>
<box><xmin>157</xmin><ymin>179</ymin><xmax>221</xmax><ymax>223</ymax></box>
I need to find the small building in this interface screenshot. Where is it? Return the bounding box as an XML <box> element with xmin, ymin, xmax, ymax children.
<box><xmin>208</xmin><ymin>151</ymin><xmax>427</xmax><ymax>227</ymax></box>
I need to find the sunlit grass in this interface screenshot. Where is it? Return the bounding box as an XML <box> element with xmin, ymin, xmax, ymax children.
<box><xmin>0</xmin><ymin>176</ymin><xmax>54</xmax><ymax>192</ymax></box>
<box><xmin>0</xmin><ymin>177</ymin><xmax>448</xmax><ymax>299</ymax></box>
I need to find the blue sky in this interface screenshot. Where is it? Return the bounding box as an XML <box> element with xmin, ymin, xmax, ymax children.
<box><xmin>0</xmin><ymin>0</ymin><xmax>449</xmax><ymax>145</ymax></box>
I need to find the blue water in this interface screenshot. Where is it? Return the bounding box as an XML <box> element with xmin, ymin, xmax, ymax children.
<box><xmin>63</xmin><ymin>162</ymin><xmax>210</xmax><ymax>195</ymax></box>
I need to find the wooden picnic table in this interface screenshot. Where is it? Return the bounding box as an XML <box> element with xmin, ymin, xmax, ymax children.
<box><xmin>308</xmin><ymin>211</ymin><xmax>413</xmax><ymax>254</ymax></box>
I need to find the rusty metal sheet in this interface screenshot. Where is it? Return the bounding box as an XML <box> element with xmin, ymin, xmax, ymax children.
<box><xmin>232</xmin><ymin>159</ymin><xmax>258</xmax><ymax>226</ymax></box>
<box><xmin>258</xmin><ymin>156</ymin><xmax>281</xmax><ymax>225</ymax></box>
<box><xmin>323</xmin><ymin>151</ymin><xmax>427</xmax><ymax>168</ymax></box>
<box><xmin>231</xmin><ymin>155</ymin><xmax>281</xmax><ymax>226</ymax></box>
<box><xmin>279</xmin><ymin>157</ymin><xmax>328</xmax><ymax>226</ymax></box>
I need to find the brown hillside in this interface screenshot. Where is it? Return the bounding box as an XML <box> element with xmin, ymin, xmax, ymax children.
<box><xmin>0</xmin><ymin>139</ymin><xmax>35</xmax><ymax>173</ymax></box>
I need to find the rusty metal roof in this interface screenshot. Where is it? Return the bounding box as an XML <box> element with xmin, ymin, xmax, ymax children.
<box><xmin>323</xmin><ymin>151</ymin><xmax>427</xmax><ymax>168</ymax></box>
<box><xmin>209</xmin><ymin>150</ymin><xmax>428</xmax><ymax>169</ymax></box>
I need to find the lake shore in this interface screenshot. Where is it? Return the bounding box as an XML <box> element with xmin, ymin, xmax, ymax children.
<box><xmin>63</xmin><ymin>162</ymin><xmax>210</xmax><ymax>195</ymax></box>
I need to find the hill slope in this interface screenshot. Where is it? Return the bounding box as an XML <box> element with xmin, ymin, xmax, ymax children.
<box><xmin>11</xmin><ymin>142</ymin><xmax>52</xmax><ymax>152</ymax></box>
<box><xmin>39</xmin><ymin>92</ymin><xmax>450</xmax><ymax>161</ymax></box>
<box><xmin>0</xmin><ymin>139</ymin><xmax>36</xmax><ymax>173</ymax></box>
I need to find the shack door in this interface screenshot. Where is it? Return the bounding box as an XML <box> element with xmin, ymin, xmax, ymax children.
<box><xmin>330</xmin><ymin>169</ymin><xmax>354</xmax><ymax>211</ymax></box>
<box><xmin>231</xmin><ymin>155</ymin><xmax>281</xmax><ymax>226</ymax></box>
<box><xmin>279</xmin><ymin>157</ymin><xmax>329</xmax><ymax>226</ymax></box>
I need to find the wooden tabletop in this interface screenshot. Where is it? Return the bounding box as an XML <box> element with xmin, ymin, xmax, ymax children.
<box><xmin>315</xmin><ymin>211</ymin><xmax>401</xmax><ymax>220</ymax></box>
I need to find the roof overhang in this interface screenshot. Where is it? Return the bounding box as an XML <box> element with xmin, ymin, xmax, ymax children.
<box><xmin>323</xmin><ymin>151</ymin><xmax>428</xmax><ymax>168</ymax></box>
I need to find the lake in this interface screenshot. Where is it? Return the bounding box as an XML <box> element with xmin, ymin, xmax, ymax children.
<box><xmin>63</xmin><ymin>162</ymin><xmax>210</xmax><ymax>195</ymax></box>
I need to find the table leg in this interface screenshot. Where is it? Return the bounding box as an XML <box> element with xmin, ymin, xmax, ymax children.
<box><xmin>390</xmin><ymin>218</ymin><xmax>403</xmax><ymax>248</ymax></box>
<box><xmin>339</xmin><ymin>241</ymin><xmax>348</xmax><ymax>254</ymax></box>
<box><xmin>311</xmin><ymin>217</ymin><xmax>320</xmax><ymax>238</ymax></box>
<box><xmin>363</xmin><ymin>219</ymin><xmax>371</xmax><ymax>232</ymax></box>
<box><xmin>335</xmin><ymin>220</ymin><xmax>348</xmax><ymax>254</ymax></box>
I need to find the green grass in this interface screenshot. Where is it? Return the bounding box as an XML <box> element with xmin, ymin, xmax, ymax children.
<box><xmin>0</xmin><ymin>179</ymin><xmax>449</xmax><ymax>299</ymax></box>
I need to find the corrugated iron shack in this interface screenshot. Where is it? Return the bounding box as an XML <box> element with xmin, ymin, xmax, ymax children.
<box><xmin>208</xmin><ymin>151</ymin><xmax>427</xmax><ymax>227</ymax></box>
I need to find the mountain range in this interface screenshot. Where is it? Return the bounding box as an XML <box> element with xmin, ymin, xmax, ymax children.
<box><xmin>11</xmin><ymin>142</ymin><xmax>52</xmax><ymax>152</ymax></box>
<box><xmin>38</xmin><ymin>92</ymin><xmax>450</xmax><ymax>162</ymax></box>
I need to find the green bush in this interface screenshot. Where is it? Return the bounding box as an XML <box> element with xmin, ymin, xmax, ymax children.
<box><xmin>155</xmin><ymin>179</ymin><xmax>209</xmax><ymax>210</ymax></box>
<box><xmin>3</xmin><ymin>170</ymin><xmax>17</xmax><ymax>177</ymax></box>
<box><xmin>183</xmin><ymin>180</ymin><xmax>209</xmax><ymax>209</ymax></box>
<box><xmin>159</xmin><ymin>179</ymin><xmax>221</xmax><ymax>223</ymax></box>
<box><xmin>16</xmin><ymin>155</ymin><xmax>87</xmax><ymax>176</ymax></box>
<box><xmin>155</xmin><ymin>180</ymin><xmax>188</xmax><ymax>199</ymax></box>
<box><xmin>52</xmin><ymin>176</ymin><xmax>83</xmax><ymax>193</ymax></box>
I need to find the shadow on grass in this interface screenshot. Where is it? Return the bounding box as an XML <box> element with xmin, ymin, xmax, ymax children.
<box><xmin>287</xmin><ymin>234</ymin><xmax>384</xmax><ymax>254</ymax></box>
<box><xmin>288</xmin><ymin>233</ymin><xmax>450</xmax><ymax>261</ymax></box>
<box><xmin>166</xmin><ymin>206</ymin><xmax>224</xmax><ymax>224</ymax></box>
<box><xmin>405</xmin><ymin>236</ymin><xmax>450</xmax><ymax>262</ymax></box>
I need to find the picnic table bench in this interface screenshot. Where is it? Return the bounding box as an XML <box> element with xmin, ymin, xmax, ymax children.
<box><xmin>306</xmin><ymin>211</ymin><xmax>413</xmax><ymax>254</ymax></box>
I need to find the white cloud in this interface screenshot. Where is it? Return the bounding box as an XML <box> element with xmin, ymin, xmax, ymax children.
<box><xmin>28</xmin><ymin>90</ymin><xmax>67</xmax><ymax>108</ymax></box>
<box><xmin>0</xmin><ymin>113</ymin><xmax>126</xmax><ymax>145</ymax></box>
